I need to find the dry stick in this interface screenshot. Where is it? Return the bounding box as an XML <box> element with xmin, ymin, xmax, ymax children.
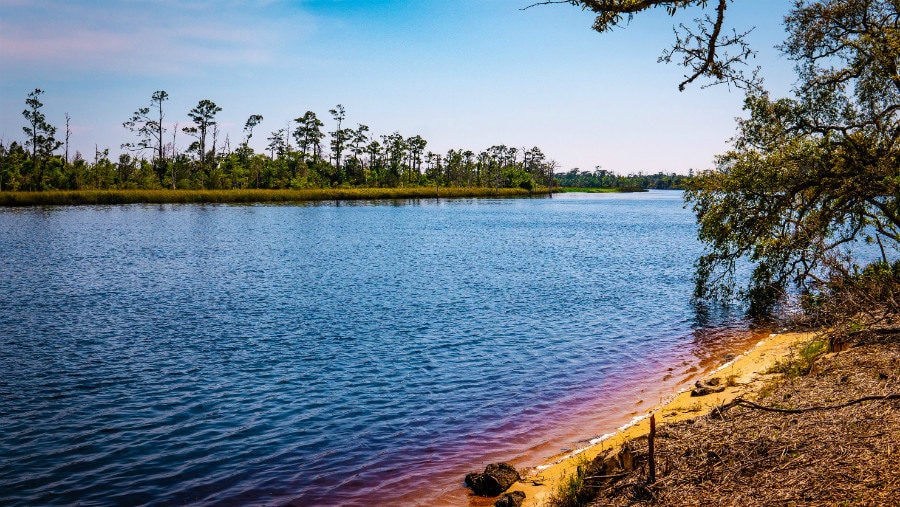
<box><xmin>722</xmin><ymin>394</ymin><xmax>900</xmax><ymax>415</ymax></box>
<box><xmin>648</xmin><ymin>414</ymin><xmax>656</xmax><ymax>484</ymax></box>
<box><xmin>584</xmin><ymin>472</ymin><xmax>630</xmax><ymax>481</ymax></box>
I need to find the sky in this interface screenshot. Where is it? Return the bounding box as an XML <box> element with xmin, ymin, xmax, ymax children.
<box><xmin>0</xmin><ymin>0</ymin><xmax>796</xmax><ymax>174</ymax></box>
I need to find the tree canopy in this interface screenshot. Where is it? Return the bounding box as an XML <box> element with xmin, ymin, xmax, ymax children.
<box><xmin>1</xmin><ymin>91</ymin><xmax>570</xmax><ymax>193</ymax></box>
<box><xmin>22</xmin><ymin>89</ymin><xmax>61</xmax><ymax>165</ymax></box>
<box><xmin>555</xmin><ymin>0</ymin><xmax>900</xmax><ymax>318</ymax></box>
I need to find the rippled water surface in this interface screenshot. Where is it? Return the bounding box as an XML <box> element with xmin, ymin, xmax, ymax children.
<box><xmin>1</xmin><ymin>192</ymin><xmax>750</xmax><ymax>506</ymax></box>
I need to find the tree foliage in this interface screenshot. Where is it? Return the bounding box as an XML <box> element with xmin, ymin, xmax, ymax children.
<box><xmin>293</xmin><ymin>111</ymin><xmax>325</xmax><ymax>160</ymax></box>
<box><xmin>22</xmin><ymin>90</ymin><xmax>59</xmax><ymax>156</ymax></box>
<box><xmin>3</xmin><ymin>90</ymin><xmax>561</xmax><ymax>192</ymax></box>
<box><xmin>182</xmin><ymin>99</ymin><xmax>222</xmax><ymax>170</ymax></box>
<box><xmin>556</xmin><ymin>1</ymin><xmax>900</xmax><ymax>318</ymax></box>
<box><xmin>686</xmin><ymin>0</ymin><xmax>900</xmax><ymax>313</ymax></box>
<box><xmin>122</xmin><ymin>91</ymin><xmax>168</xmax><ymax>163</ymax></box>
<box><xmin>21</xmin><ymin>88</ymin><xmax>62</xmax><ymax>189</ymax></box>
<box><xmin>556</xmin><ymin>167</ymin><xmax>689</xmax><ymax>189</ymax></box>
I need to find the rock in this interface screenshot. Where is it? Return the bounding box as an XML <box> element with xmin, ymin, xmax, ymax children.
<box><xmin>691</xmin><ymin>379</ymin><xmax>726</xmax><ymax>396</ymax></box>
<box><xmin>465</xmin><ymin>463</ymin><xmax>521</xmax><ymax>496</ymax></box>
<box><xmin>494</xmin><ymin>490</ymin><xmax>526</xmax><ymax>507</ymax></box>
<box><xmin>586</xmin><ymin>443</ymin><xmax>635</xmax><ymax>486</ymax></box>
<box><xmin>691</xmin><ymin>385</ymin><xmax>725</xmax><ymax>396</ymax></box>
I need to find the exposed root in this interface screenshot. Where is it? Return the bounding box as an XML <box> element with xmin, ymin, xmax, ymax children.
<box><xmin>720</xmin><ymin>393</ymin><xmax>900</xmax><ymax>414</ymax></box>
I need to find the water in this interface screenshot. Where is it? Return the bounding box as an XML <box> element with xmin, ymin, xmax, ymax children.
<box><xmin>0</xmin><ymin>191</ymin><xmax>753</xmax><ymax>506</ymax></box>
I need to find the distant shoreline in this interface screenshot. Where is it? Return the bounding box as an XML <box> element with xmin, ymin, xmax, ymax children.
<box><xmin>0</xmin><ymin>187</ymin><xmax>552</xmax><ymax>207</ymax></box>
<box><xmin>0</xmin><ymin>187</ymin><xmax>664</xmax><ymax>207</ymax></box>
<box><xmin>556</xmin><ymin>186</ymin><xmax>649</xmax><ymax>193</ymax></box>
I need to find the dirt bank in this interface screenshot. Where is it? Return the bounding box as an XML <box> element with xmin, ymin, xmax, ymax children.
<box><xmin>508</xmin><ymin>330</ymin><xmax>885</xmax><ymax>506</ymax></box>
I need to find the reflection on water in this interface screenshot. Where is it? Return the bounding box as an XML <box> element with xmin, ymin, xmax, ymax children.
<box><xmin>1</xmin><ymin>192</ymin><xmax>755</xmax><ymax>506</ymax></box>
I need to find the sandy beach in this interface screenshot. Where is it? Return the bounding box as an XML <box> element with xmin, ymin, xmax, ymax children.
<box><xmin>505</xmin><ymin>331</ymin><xmax>815</xmax><ymax>506</ymax></box>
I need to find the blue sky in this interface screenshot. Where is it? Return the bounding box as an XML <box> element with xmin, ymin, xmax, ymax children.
<box><xmin>0</xmin><ymin>0</ymin><xmax>794</xmax><ymax>174</ymax></box>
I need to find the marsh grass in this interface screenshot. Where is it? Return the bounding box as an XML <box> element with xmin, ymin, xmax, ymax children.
<box><xmin>557</xmin><ymin>187</ymin><xmax>620</xmax><ymax>193</ymax></box>
<box><xmin>0</xmin><ymin>187</ymin><xmax>543</xmax><ymax>206</ymax></box>
<box><xmin>556</xmin><ymin>187</ymin><xmax>646</xmax><ymax>193</ymax></box>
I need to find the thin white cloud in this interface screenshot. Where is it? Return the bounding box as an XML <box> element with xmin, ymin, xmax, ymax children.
<box><xmin>0</xmin><ymin>0</ymin><xmax>318</xmax><ymax>76</ymax></box>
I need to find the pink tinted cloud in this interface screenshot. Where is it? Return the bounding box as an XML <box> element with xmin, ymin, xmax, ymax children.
<box><xmin>0</xmin><ymin>1</ymin><xmax>315</xmax><ymax>76</ymax></box>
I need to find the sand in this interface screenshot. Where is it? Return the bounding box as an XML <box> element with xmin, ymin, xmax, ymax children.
<box><xmin>507</xmin><ymin>331</ymin><xmax>815</xmax><ymax>506</ymax></box>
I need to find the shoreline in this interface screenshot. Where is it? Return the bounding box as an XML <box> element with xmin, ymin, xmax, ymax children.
<box><xmin>0</xmin><ymin>187</ymin><xmax>546</xmax><ymax>207</ymax></box>
<box><xmin>502</xmin><ymin>331</ymin><xmax>815</xmax><ymax>506</ymax></box>
<box><xmin>420</xmin><ymin>326</ymin><xmax>770</xmax><ymax>507</ymax></box>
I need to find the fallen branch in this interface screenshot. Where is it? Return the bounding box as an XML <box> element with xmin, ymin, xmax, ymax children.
<box><xmin>848</xmin><ymin>327</ymin><xmax>900</xmax><ymax>337</ymax></box>
<box><xmin>584</xmin><ymin>472</ymin><xmax>631</xmax><ymax>481</ymax></box>
<box><xmin>721</xmin><ymin>394</ymin><xmax>900</xmax><ymax>414</ymax></box>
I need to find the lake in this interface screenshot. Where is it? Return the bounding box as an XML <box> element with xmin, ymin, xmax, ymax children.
<box><xmin>0</xmin><ymin>191</ymin><xmax>756</xmax><ymax>506</ymax></box>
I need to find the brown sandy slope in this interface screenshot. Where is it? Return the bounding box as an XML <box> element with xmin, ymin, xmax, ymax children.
<box><xmin>584</xmin><ymin>333</ymin><xmax>900</xmax><ymax>506</ymax></box>
<box><xmin>510</xmin><ymin>332</ymin><xmax>900</xmax><ymax>506</ymax></box>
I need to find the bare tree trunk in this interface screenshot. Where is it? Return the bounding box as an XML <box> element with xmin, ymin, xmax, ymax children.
<box><xmin>171</xmin><ymin>123</ymin><xmax>178</xmax><ymax>189</ymax></box>
<box><xmin>212</xmin><ymin>125</ymin><xmax>219</xmax><ymax>162</ymax></box>
<box><xmin>157</xmin><ymin>100</ymin><xmax>165</xmax><ymax>164</ymax></box>
<box><xmin>65</xmin><ymin>113</ymin><xmax>71</xmax><ymax>165</ymax></box>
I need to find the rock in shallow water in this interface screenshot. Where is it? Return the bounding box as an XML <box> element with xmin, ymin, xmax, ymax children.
<box><xmin>464</xmin><ymin>462</ymin><xmax>521</xmax><ymax>496</ymax></box>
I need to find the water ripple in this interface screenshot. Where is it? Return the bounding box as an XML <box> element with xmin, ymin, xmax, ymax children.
<box><xmin>0</xmin><ymin>192</ymin><xmax>749</xmax><ymax>506</ymax></box>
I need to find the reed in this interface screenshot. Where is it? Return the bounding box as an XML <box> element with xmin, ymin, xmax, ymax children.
<box><xmin>0</xmin><ymin>187</ymin><xmax>545</xmax><ymax>206</ymax></box>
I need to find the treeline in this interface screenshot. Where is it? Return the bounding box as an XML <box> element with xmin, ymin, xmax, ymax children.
<box><xmin>554</xmin><ymin>168</ymin><xmax>690</xmax><ymax>190</ymax></box>
<box><xmin>1</xmin><ymin>89</ymin><xmax>557</xmax><ymax>193</ymax></box>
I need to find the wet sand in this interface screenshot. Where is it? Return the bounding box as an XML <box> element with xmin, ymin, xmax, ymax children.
<box><xmin>417</xmin><ymin>326</ymin><xmax>786</xmax><ymax>506</ymax></box>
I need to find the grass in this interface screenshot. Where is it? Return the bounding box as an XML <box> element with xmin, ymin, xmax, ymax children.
<box><xmin>556</xmin><ymin>187</ymin><xmax>647</xmax><ymax>193</ymax></box>
<box><xmin>550</xmin><ymin>468</ymin><xmax>585</xmax><ymax>507</ymax></box>
<box><xmin>0</xmin><ymin>187</ymin><xmax>544</xmax><ymax>206</ymax></box>
<box><xmin>766</xmin><ymin>337</ymin><xmax>830</xmax><ymax>378</ymax></box>
<box><xmin>548</xmin><ymin>456</ymin><xmax>592</xmax><ymax>507</ymax></box>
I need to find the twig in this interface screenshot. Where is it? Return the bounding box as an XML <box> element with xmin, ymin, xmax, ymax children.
<box><xmin>584</xmin><ymin>472</ymin><xmax>631</xmax><ymax>481</ymax></box>
<box><xmin>520</xmin><ymin>0</ymin><xmax>574</xmax><ymax>10</ymax></box>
